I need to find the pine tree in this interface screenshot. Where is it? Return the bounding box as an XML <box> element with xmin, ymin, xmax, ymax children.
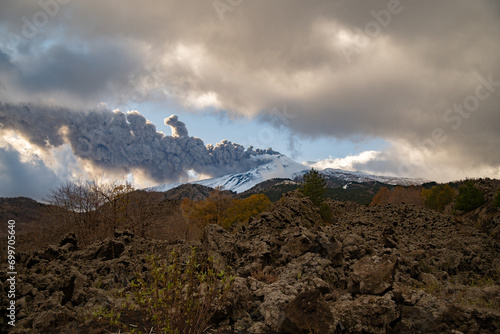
<box><xmin>299</xmin><ymin>169</ymin><xmax>326</xmax><ymax>207</ymax></box>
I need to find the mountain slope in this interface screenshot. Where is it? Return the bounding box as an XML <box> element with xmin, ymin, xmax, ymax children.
<box><xmin>148</xmin><ymin>154</ymin><xmax>427</xmax><ymax>194</ymax></box>
<box><xmin>295</xmin><ymin>168</ymin><xmax>426</xmax><ymax>187</ymax></box>
<box><xmin>148</xmin><ymin>154</ymin><xmax>306</xmax><ymax>193</ymax></box>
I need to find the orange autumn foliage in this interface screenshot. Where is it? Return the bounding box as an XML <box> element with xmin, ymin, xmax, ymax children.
<box><xmin>223</xmin><ymin>194</ymin><xmax>271</xmax><ymax>229</ymax></box>
<box><xmin>370</xmin><ymin>186</ymin><xmax>424</xmax><ymax>206</ymax></box>
<box><xmin>181</xmin><ymin>189</ymin><xmax>271</xmax><ymax>230</ymax></box>
<box><xmin>181</xmin><ymin>188</ymin><xmax>233</xmax><ymax>228</ymax></box>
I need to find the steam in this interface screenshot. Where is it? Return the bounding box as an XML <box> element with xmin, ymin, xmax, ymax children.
<box><xmin>0</xmin><ymin>102</ymin><xmax>278</xmax><ymax>182</ymax></box>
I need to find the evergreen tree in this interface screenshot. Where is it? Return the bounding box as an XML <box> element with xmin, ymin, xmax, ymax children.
<box><xmin>454</xmin><ymin>180</ymin><xmax>485</xmax><ymax>212</ymax></box>
<box><xmin>299</xmin><ymin>169</ymin><xmax>327</xmax><ymax>206</ymax></box>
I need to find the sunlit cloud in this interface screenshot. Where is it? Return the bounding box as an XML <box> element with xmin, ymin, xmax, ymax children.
<box><xmin>305</xmin><ymin>151</ymin><xmax>381</xmax><ymax>172</ymax></box>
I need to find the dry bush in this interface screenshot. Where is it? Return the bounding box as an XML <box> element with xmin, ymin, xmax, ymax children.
<box><xmin>45</xmin><ymin>180</ymin><xmax>104</xmax><ymax>243</ymax></box>
<box><xmin>142</xmin><ymin>198</ymin><xmax>197</xmax><ymax>242</ymax></box>
<box><xmin>45</xmin><ymin>180</ymin><xmax>167</xmax><ymax>246</ymax></box>
<box><xmin>250</xmin><ymin>267</ymin><xmax>278</xmax><ymax>284</ymax></box>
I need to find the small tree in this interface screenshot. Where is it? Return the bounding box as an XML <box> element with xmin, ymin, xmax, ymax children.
<box><xmin>422</xmin><ymin>184</ymin><xmax>455</xmax><ymax>212</ymax></box>
<box><xmin>181</xmin><ymin>187</ymin><xmax>234</xmax><ymax>230</ymax></box>
<box><xmin>46</xmin><ymin>180</ymin><xmax>104</xmax><ymax>239</ymax></box>
<box><xmin>299</xmin><ymin>169</ymin><xmax>333</xmax><ymax>221</ymax></box>
<box><xmin>455</xmin><ymin>180</ymin><xmax>485</xmax><ymax>212</ymax></box>
<box><xmin>96</xmin><ymin>181</ymin><xmax>134</xmax><ymax>233</ymax></box>
<box><xmin>370</xmin><ymin>187</ymin><xmax>391</xmax><ymax>206</ymax></box>
<box><xmin>127</xmin><ymin>190</ymin><xmax>164</xmax><ymax>238</ymax></box>
<box><xmin>299</xmin><ymin>169</ymin><xmax>326</xmax><ymax>207</ymax></box>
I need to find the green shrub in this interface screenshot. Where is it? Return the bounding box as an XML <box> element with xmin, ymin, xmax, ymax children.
<box><xmin>96</xmin><ymin>248</ymin><xmax>233</xmax><ymax>334</ymax></box>
<box><xmin>421</xmin><ymin>184</ymin><xmax>455</xmax><ymax>212</ymax></box>
<box><xmin>455</xmin><ymin>180</ymin><xmax>485</xmax><ymax>212</ymax></box>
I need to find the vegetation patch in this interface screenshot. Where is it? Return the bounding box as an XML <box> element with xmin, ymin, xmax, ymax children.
<box><xmin>93</xmin><ymin>248</ymin><xmax>234</xmax><ymax>334</ymax></box>
<box><xmin>455</xmin><ymin>180</ymin><xmax>485</xmax><ymax>212</ymax></box>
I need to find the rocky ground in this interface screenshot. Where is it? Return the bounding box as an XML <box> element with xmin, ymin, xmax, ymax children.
<box><xmin>1</xmin><ymin>191</ymin><xmax>500</xmax><ymax>333</ymax></box>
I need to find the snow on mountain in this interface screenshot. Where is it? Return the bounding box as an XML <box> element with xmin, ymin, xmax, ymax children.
<box><xmin>147</xmin><ymin>154</ymin><xmax>307</xmax><ymax>193</ymax></box>
<box><xmin>295</xmin><ymin>168</ymin><xmax>427</xmax><ymax>186</ymax></box>
<box><xmin>147</xmin><ymin>154</ymin><xmax>427</xmax><ymax>194</ymax></box>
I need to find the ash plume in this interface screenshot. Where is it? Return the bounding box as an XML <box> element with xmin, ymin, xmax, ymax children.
<box><xmin>165</xmin><ymin>115</ymin><xmax>189</xmax><ymax>138</ymax></box>
<box><xmin>0</xmin><ymin>102</ymin><xmax>278</xmax><ymax>182</ymax></box>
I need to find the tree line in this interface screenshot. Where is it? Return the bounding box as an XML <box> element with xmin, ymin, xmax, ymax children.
<box><xmin>370</xmin><ymin>179</ymin><xmax>494</xmax><ymax>213</ymax></box>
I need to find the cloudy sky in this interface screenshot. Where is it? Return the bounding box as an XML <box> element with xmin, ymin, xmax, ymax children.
<box><xmin>1</xmin><ymin>0</ymin><xmax>500</xmax><ymax>199</ymax></box>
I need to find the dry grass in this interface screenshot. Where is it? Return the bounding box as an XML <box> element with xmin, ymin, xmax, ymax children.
<box><xmin>250</xmin><ymin>267</ymin><xmax>278</xmax><ymax>284</ymax></box>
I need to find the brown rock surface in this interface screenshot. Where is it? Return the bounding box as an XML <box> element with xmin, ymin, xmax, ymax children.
<box><xmin>2</xmin><ymin>190</ymin><xmax>500</xmax><ymax>333</ymax></box>
<box><xmin>349</xmin><ymin>254</ymin><xmax>398</xmax><ymax>295</ymax></box>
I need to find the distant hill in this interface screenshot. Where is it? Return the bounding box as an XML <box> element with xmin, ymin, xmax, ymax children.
<box><xmin>325</xmin><ymin>181</ymin><xmax>393</xmax><ymax>205</ymax></box>
<box><xmin>241</xmin><ymin>177</ymin><xmax>393</xmax><ymax>204</ymax></box>
<box><xmin>292</xmin><ymin>168</ymin><xmax>426</xmax><ymax>188</ymax></box>
<box><xmin>239</xmin><ymin>178</ymin><xmax>300</xmax><ymax>202</ymax></box>
<box><xmin>163</xmin><ymin>183</ymin><xmax>235</xmax><ymax>201</ymax></box>
<box><xmin>0</xmin><ymin>197</ymin><xmax>51</xmax><ymax>235</ymax></box>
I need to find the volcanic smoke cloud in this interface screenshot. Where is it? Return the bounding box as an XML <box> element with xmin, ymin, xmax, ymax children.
<box><xmin>0</xmin><ymin>102</ymin><xmax>278</xmax><ymax>182</ymax></box>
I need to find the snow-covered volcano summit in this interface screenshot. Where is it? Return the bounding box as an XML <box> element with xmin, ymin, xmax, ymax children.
<box><xmin>148</xmin><ymin>154</ymin><xmax>307</xmax><ymax>193</ymax></box>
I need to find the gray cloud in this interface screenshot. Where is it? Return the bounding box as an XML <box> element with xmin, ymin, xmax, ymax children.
<box><xmin>0</xmin><ymin>145</ymin><xmax>62</xmax><ymax>200</ymax></box>
<box><xmin>0</xmin><ymin>103</ymin><xmax>276</xmax><ymax>183</ymax></box>
<box><xmin>0</xmin><ymin>0</ymin><xmax>499</xmax><ymax>180</ymax></box>
<box><xmin>0</xmin><ymin>42</ymin><xmax>144</xmax><ymax>105</ymax></box>
<box><xmin>21</xmin><ymin>43</ymin><xmax>141</xmax><ymax>99</ymax></box>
